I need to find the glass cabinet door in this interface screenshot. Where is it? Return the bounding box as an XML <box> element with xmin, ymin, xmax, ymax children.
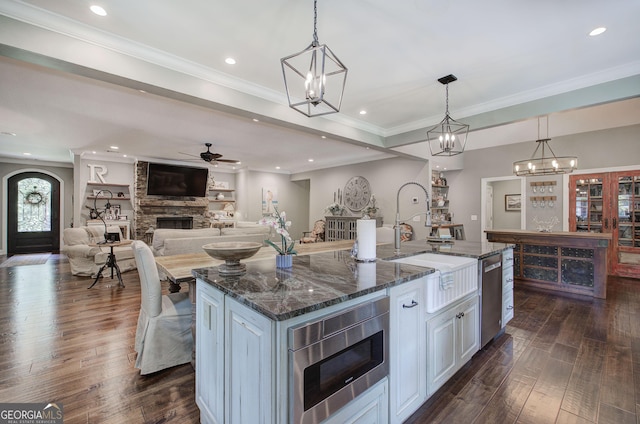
<box><xmin>611</xmin><ymin>171</ymin><xmax>640</xmax><ymax>277</ymax></box>
<box><xmin>572</xmin><ymin>176</ymin><xmax>604</xmax><ymax>233</ymax></box>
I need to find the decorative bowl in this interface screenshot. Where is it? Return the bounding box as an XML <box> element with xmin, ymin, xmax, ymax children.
<box><xmin>202</xmin><ymin>242</ymin><xmax>262</xmax><ymax>276</ymax></box>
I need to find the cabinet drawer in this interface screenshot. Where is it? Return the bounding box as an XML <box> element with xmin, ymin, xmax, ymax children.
<box><xmin>502</xmin><ymin>266</ymin><xmax>514</xmax><ymax>291</ymax></box>
<box><xmin>502</xmin><ymin>249</ymin><xmax>514</xmax><ymax>268</ymax></box>
<box><xmin>502</xmin><ymin>290</ymin><xmax>514</xmax><ymax>326</ymax></box>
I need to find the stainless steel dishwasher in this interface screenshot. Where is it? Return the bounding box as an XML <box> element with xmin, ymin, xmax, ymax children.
<box><xmin>480</xmin><ymin>253</ymin><xmax>503</xmax><ymax>348</ymax></box>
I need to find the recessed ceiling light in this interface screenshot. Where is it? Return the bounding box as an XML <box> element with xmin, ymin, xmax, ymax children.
<box><xmin>275</xmin><ymin>166</ymin><xmax>281</xmax><ymax>170</ymax></box>
<box><xmin>92</xmin><ymin>151</ymin><xmax>97</xmax><ymax>154</ymax></box>
<box><xmin>110</xmin><ymin>145</ymin><xmax>119</xmax><ymax>150</ymax></box>
<box><xmin>589</xmin><ymin>27</ymin><xmax>606</xmax><ymax>36</ymax></box>
<box><xmin>1</xmin><ymin>131</ymin><xmax>16</xmax><ymax>136</ymax></box>
<box><xmin>225</xmin><ymin>58</ymin><xmax>236</xmax><ymax>65</ymax></box>
<box><xmin>359</xmin><ymin>110</ymin><xmax>367</xmax><ymax>115</ymax></box>
<box><xmin>321</xmin><ymin>135</ymin><xmax>327</xmax><ymax>139</ymax></box>
<box><xmin>139</xmin><ymin>89</ymin><xmax>146</xmax><ymax>93</ymax></box>
<box><xmin>252</xmin><ymin>118</ymin><xmax>259</xmax><ymax>122</ymax></box>
<box><xmin>90</xmin><ymin>5</ymin><xmax>107</xmax><ymax>16</ymax></box>
<box><xmin>23</xmin><ymin>152</ymin><xmax>31</xmax><ymax>156</ymax></box>
<box><xmin>235</xmin><ymin>161</ymin><xmax>241</xmax><ymax>165</ymax></box>
<box><xmin>123</xmin><ymin>154</ymin><xmax>127</xmax><ymax>158</ymax></box>
<box><xmin>308</xmin><ymin>158</ymin><xmax>314</xmax><ymax>162</ymax></box>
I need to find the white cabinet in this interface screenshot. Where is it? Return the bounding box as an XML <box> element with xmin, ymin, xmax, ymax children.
<box><xmin>323</xmin><ymin>379</ymin><xmax>388</xmax><ymax>424</ymax></box>
<box><xmin>502</xmin><ymin>248</ymin><xmax>514</xmax><ymax>327</ymax></box>
<box><xmin>196</xmin><ymin>282</ymin><xmax>225</xmax><ymax>424</ymax></box>
<box><xmin>388</xmin><ymin>278</ymin><xmax>426</xmax><ymax>424</ymax></box>
<box><xmin>426</xmin><ymin>294</ymin><xmax>479</xmax><ymax>396</ymax></box>
<box><xmin>225</xmin><ymin>297</ymin><xmax>273</xmax><ymax>424</ymax></box>
<box><xmin>196</xmin><ymin>283</ymin><xmax>273</xmax><ymax>424</ymax></box>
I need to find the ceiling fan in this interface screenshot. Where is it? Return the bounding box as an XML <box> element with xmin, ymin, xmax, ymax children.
<box><xmin>180</xmin><ymin>143</ymin><xmax>241</xmax><ymax>165</ymax></box>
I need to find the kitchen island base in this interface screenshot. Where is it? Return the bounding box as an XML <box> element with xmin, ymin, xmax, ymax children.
<box><xmin>485</xmin><ymin>230</ymin><xmax>611</xmax><ymax>299</ymax></box>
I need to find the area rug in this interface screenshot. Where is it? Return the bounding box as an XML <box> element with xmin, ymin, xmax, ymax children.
<box><xmin>0</xmin><ymin>253</ymin><xmax>51</xmax><ymax>268</ymax></box>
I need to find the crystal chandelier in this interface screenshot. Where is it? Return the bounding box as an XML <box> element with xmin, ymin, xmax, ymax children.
<box><xmin>280</xmin><ymin>0</ymin><xmax>348</xmax><ymax>117</ymax></box>
<box><xmin>427</xmin><ymin>74</ymin><xmax>469</xmax><ymax>156</ymax></box>
<box><xmin>513</xmin><ymin>117</ymin><xmax>578</xmax><ymax>176</ymax></box>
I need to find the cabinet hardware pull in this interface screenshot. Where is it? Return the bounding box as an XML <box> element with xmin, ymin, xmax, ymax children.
<box><xmin>507</xmin><ymin>306</ymin><xmax>514</xmax><ymax>310</ymax></box>
<box><xmin>456</xmin><ymin>312</ymin><xmax>465</xmax><ymax>319</ymax></box>
<box><xmin>403</xmin><ymin>300</ymin><xmax>418</xmax><ymax>309</ymax></box>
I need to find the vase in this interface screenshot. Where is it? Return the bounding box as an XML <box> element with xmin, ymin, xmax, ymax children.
<box><xmin>276</xmin><ymin>254</ymin><xmax>293</xmax><ymax>269</ymax></box>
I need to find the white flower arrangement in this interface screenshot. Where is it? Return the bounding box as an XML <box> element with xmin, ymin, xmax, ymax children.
<box><xmin>325</xmin><ymin>202</ymin><xmax>344</xmax><ymax>215</ymax></box>
<box><xmin>259</xmin><ymin>207</ymin><xmax>297</xmax><ymax>255</ymax></box>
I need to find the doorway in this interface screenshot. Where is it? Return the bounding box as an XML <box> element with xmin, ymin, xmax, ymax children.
<box><xmin>480</xmin><ymin>176</ymin><xmax>525</xmax><ymax>240</ymax></box>
<box><xmin>7</xmin><ymin>172</ymin><xmax>61</xmax><ymax>254</ymax></box>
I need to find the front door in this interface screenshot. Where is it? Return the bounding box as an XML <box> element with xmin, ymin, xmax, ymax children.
<box><xmin>7</xmin><ymin>172</ymin><xmax>60</xmax><ymax>254</ymax></box>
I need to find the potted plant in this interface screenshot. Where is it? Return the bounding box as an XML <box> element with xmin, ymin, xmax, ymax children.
<box><xmin>363</xmin><ymin>195</ymin><xmax>379</xmax><ymax>217</ymax></box>
<box><xmin>325</xmin><ymin>202</ymin><xmax>344</xmax><ymax>216</ymax></box>
<box><xmin>259</xmin><ymin>207</ymin><xmax>297</xmax><ymax>268</ymax></box>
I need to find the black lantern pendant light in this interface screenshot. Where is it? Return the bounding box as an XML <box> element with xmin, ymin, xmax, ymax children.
<box><xmin>281</xmin><ymin>0</ymin><xmax>348</xmax><ymax>117</ymax></box>
<box><xmin>427</xmin><ymin>74</ymin><xmax>469</xmax><ymax>156</ymax></box>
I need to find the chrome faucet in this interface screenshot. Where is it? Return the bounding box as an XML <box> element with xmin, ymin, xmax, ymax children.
<box><xmin>395</xmin><ymin>182</ymin><xmax>432</xmax><ymax>253</ymax></box>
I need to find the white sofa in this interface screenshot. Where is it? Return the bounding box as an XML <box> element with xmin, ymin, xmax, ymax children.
<box><xmin>61</xmin><ymin>226</ymin><xmax>137</xmax><ymax>276</ymax></box>
<box><xmin>151</xmin><ymin>223</ymin><xmax>278</xmax><ymax>257</ymax></box>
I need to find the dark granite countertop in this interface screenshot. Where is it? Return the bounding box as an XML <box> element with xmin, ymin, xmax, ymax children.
<box><xmin>193</xmin><ymin>249</ymin><xmax>434</xmax><ymax>321</ymax></box>
<box><xmin>377</xmin><ymin>239</ymin><xmax>513</xmax><ymax>261</ymax></box>
<box><xmin>193</xmin><ymin>240</ymin><xmax>512</xmax><ymax>322</ymax></box>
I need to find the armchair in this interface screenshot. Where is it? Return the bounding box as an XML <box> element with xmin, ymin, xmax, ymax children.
<box><xmin>61</xmin><ymin>226</ymin><xmax>136</xmax><ymax>276</ymax></box>
<box><xmin>300</xmin><ymin>219</ymin><xmax>325</xmax><ymax>243</ymax></box>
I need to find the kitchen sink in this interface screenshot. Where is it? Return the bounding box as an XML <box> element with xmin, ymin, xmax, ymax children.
<box><xmin>391</xmin><ymin>253</ymin><xmax>478</xmax><ymax>313</ymax></box>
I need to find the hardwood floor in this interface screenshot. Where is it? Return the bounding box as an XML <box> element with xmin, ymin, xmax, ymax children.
<box><xmin>0</xmin><ymin>254</ymin><xmax>638</xmax><ymax>423</ymax></box>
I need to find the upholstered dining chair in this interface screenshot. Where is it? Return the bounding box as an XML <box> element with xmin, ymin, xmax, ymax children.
<box><xmin>131</xmin><ymin>240</ymin><xmax>193</xmax><ymax>375</ymax></box>
<box><xmin>300</xmin><ymin>219</ymin><xmax>325</xmax><ymax>243</ymax></box>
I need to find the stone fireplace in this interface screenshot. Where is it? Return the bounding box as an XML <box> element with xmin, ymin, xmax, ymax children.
<box><xmin>156</xmin><ymin>216</ymin><xmax>194</xmax><ymax>229</ymax></box>
<box><xmin>135</xmin><ymin>161</ymin><xmax>209</xmax><ymax>239</ymax></box>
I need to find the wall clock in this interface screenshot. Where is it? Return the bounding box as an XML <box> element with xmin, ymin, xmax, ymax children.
<box><xmin>343</xmin><ymin>176</ymin><xmax>372</xmax><ymax>212</ymax></box>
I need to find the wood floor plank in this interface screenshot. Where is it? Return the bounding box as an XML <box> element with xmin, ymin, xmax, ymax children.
<box><xmin>561</xmin><ymin>337</ymin><xmax>607</xmax><ymax>421</ymax></box>
<box><xmin>597</xmin><ymin>403</ymin><xmax>636</xmax><ymax>424</ymax></box>
<box><xmin>473</xmin><ymin>373</ymin><xmax>536</xmax><ymax>424</ymax></box>
<box><xmin>517</xmin><ymin>358</ymin><xmax>573</xmax><ymax>424</ymax></box>
<box><xmin>600</xmin><ymin>344</ymin><xmax>635</xmax><ymax>413</ymax></box>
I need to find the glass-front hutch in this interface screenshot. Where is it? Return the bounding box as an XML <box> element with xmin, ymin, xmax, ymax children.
<box><xmin>570</xmin><ymin>170</ymin><xmax>640</xmax><ymax>278</ymax></box>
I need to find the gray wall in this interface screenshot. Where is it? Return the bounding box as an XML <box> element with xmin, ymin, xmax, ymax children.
<box><xmin>0</xmin><ymin>160</ymin><xmax>74</xmax><ymax>254</ymax></box>
<box><xmin>449</xmin><ymin>124</ymin><xmax>640</xmax><ymax>241</ymax></box>
<box><xmin>236</xmin><ymin>170</ymin><xmax>310</xmax><ymax>242</ymax></box>
<box><xmin>293</xmin><ymin>157</ymin><xmax>432</xmax><ymax>240</ymax></box>
<box><xmin>491</xmin><ymin>179</ymin><xmax>522</xmax><ymax>230</ymax></box>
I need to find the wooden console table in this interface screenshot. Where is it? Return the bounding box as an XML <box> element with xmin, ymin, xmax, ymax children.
<box><xmin>485</xmin><ymin>230</ymin><xmax>611</xmax><ymax>299</ymax></box>
<box><xmin>325</xmin><ymin>216</ymin><xmax>383</xmax><ymax>241</ymax></box>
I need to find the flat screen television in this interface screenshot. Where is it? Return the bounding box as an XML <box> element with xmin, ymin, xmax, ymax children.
<box><xmin>146</xmin><ymin>163</ymin><xmax>208</xmax><ymax>197</ymax></box>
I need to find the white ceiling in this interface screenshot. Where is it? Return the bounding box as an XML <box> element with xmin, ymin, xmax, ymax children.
<box><xmin>0</xmin><ymin>0</ymin><xmax>639</xmax><ymax>173</ymax></box>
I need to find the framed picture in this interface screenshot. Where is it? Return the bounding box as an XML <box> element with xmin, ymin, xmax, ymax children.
<box><xmin>262</xmin><ymin>187</ymin><xmax>278</xmax><ymax>214</ymax></box>
<box><xmin>505</xmin><ymin>194</ymin><xmax>521</xmax><ymax>211</ymax></box>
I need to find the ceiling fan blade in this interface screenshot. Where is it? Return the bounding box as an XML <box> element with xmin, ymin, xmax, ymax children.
<box><xmin>216</xmin><ymin>158</ymin><xmax>241</xmax><ymax>164</ymax></box>
<box><xmin>179</xmin><ymin>151</ymin><xmax>200</xmax><ymax>158</ymax></box>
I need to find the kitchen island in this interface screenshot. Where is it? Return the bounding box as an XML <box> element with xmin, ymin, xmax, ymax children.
<box><xmin>485</xmin><ymin>229</ymin><xmax>611</xmax><ymax>299</ymax></box>
<box><xmin>193</xmin><ymin>240</ymin><xmax>510</xmax><ymax>424</ymax></box>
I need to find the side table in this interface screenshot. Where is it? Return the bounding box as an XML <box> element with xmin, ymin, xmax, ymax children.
<box><xmin>88</xmin><ymin>240</ymin><xmax>133</xmax><ymax>289</ymax></box>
